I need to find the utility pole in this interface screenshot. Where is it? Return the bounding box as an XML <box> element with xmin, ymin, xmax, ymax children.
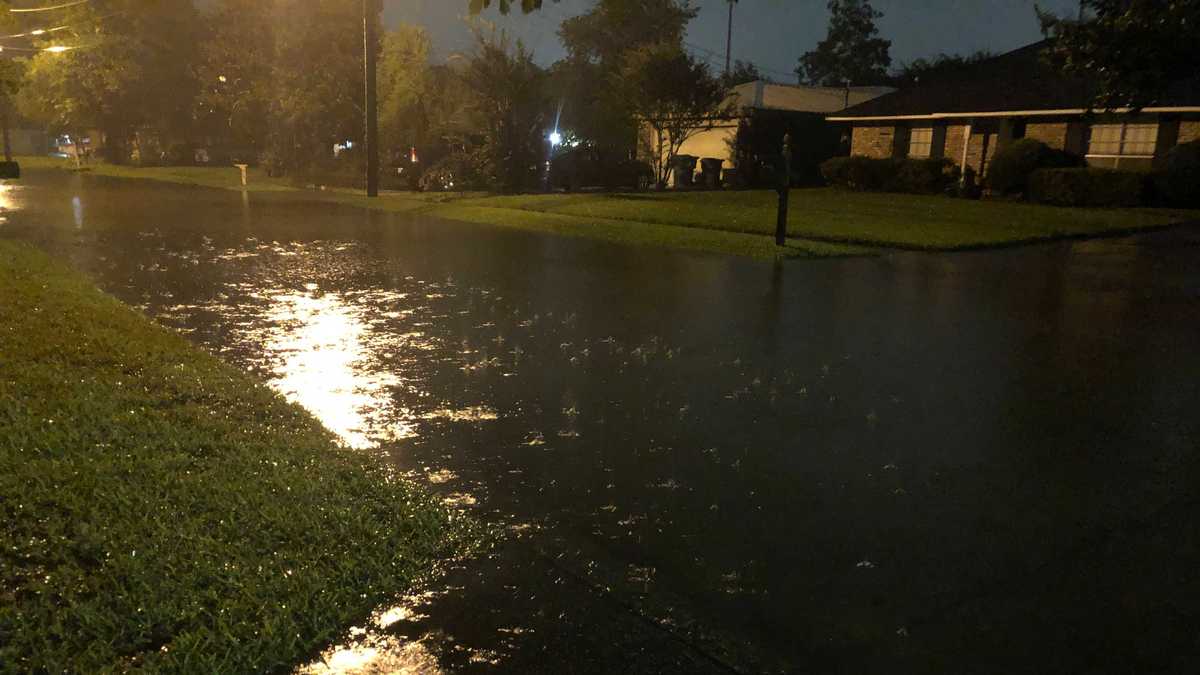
<box><xmin>725</xmin><ymin>0</ymin><xmax>737</xmax><ymax>75</ymax></box>
<box><xmin>364</xmin><ymin>0</ymin><xmax>380</xmax><ymax>197</ymax></box>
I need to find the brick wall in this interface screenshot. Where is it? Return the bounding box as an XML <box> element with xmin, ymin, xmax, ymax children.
<box><xmin>1179</xmin><ymin>119</ymin><xmax>1200</xmax><ymax>145</ymax></box>
<box><xmin>851</xmin><ymin>125</ymin><xmax>895</xmax><ymax>159</ymax></box>
<box><xmin>1025</xmin><ymin>122</ymin><xmax>1069</xmax><ymax>150</ymax></box>
<box><xmin>944</xmin><ymin>124</ymin><xmax>968</xmax><ymax>168</ymax></box>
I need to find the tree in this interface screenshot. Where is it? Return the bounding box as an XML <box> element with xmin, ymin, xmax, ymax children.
<box><xmin>559</xmin><ymin>0</ymin><xmax>697</xmax><ymax>66</ymax></box>
<box><xmin>1039</xmin><ymin>0</ymin><xmax>1200</xmax><ymax>110</ymax></box>
<box><xmin>617</xmin><ymin>43</ymin><xmax>731</xmax><ymax>188</ymax></box>
<box><xmin>268</xmin><ymin>0</ymin><xmax>368</xmax><ymax>173</ymax></box>
<box><xmin>378</xmin><ymin>24</ymin><xmax>432</xmax><ymax>164</ymax></box>
<box><xmin>722</xmin><ymin>60</ymin><xmax>767</xmax><ymax>88</ymax></box>
<box><xmin>195</xmin><ymin>0</ymin><xmax>277</xmax><ymax>160</ymax></box>
<box><xmin>18</xmin><ymin>0</ymin><xmax>203</xmax><ymax>163</ymax></box>
<box><xmin>552</xmin><ymin>0</ymin><xmax>699</xmax><ymax>166</ymax></box>
<box><xmin>462</xmin><ymin>33</ymin><xmax>549</xmax><ymax>193</ymax></box>
<box><xmin>796</xmin><ymin>0</ymin><xmax>891</xmax><ymax>86</ymax></box>
<box><xmin>892</xmin><ymin>51</ymin><xmax>993</xmax><ymax>87</ymax></box>
<box><xmin>469</xmin><ymin>0</ymin><xmax>554</xmax><ymax>13</ymax></box>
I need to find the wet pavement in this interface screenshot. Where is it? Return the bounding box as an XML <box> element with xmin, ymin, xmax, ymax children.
<box><xmin>3</xmin><ymin>172</ymin><xmax>1199</xmax><ymax>673</ymax></box>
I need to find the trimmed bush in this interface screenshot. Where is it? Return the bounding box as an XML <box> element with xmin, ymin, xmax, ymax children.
<box><xmin>821</xmin><ymin>156</ymin><xmax>958</xmax><ymax>194</ymax></box>
<box><xmin>987</xmin><ymin>138</ymin><xmax>1082</xmax><ymax>195</ymax></box>
<box><xmin>1027</xmin><ymin>168</ymin><xmax>1148</xmax><ymax>207</ymax></box>
<box><xmin>1153</xmin><ymin>140</ymin><xmax>1200</xmax><ymax>207</ymax></box>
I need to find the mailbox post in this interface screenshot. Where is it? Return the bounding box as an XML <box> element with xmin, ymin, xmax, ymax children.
<box><xmin>775</xmin><ymin>132</ymin><xmax>792</xmax><ymax>246</ymax></box>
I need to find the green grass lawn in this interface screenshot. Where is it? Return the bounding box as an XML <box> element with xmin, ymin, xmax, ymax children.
<box><xmin>15</xmin><ymin>154</ymin><xmax>296</xmax><ymax>192</ymax></box>
<box><xmin>0</xmin><ymin>240</ymin><xmax>478</xmax><ymax>672</ymax></box>
<box><xmin>17</xmin><ymin>156</ymin><xmax>1198</xmax><ymax>256</ymax></box>
<box><xmin>459</xmin><ymin>189</ymin><xmax>1200</xmax><ymax>249</ymax></box>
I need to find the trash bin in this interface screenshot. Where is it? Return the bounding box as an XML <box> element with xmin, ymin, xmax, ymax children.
<box><xmin>672</xmin><ymin>155</ymin><xmax>698</xmax><ymax>189</ymax></box>
<box><xmin>699</xmin><ymin>158</ymin><xmax>723</xmax><ymax>190</ymax></box>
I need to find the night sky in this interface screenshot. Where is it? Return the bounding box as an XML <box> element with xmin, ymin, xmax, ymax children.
<box><xmin>386</xmin><ymin>0</ymin><xmax>1084</xmax><ymax>81</ymax></box>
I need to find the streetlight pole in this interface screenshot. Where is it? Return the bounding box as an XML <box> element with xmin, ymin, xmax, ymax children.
<box><xmin>725</xmin><ymin>0</ymin><xmax>737</xmax><ymax>75</ymax></box>
<box><xmin>363</xmin><ymin>0</ymin><xmax>380</xmax><ymax>197</ymax></box>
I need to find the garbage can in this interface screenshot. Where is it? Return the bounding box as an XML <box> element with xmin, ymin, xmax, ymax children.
<box><xmin>672</xmin><ymin>155</ymin><xmax>698</xmax><ymax>189</ymax></box>
<box><xmin>699</xmin><ymin>158</ymin><xmax>723</xmax><ymax>190</ymax></box>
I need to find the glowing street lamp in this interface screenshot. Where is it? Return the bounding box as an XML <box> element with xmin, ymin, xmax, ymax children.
<box><xmin>548</xmin><ymin>131</ymin><xmax>562</xmax><ymax>147</ymax></box>
<box><xmin>43</xmin><ymin>45</ymin><xmax>70</xmax><ymax>53</ymax></box>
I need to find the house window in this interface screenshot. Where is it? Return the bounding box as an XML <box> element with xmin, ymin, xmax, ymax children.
<box><xmin>1087</xmin><ymin>123</ymin><xmax>1158</xmax><ymax>158</ymax></box>
<box><xmin>908</xmin><ymin>127</ymin><xmax>934</xmax><ymax>158</ymax></box>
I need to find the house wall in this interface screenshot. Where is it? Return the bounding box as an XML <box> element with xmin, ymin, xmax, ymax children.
<box><xmin>945</xmin><ymin>124</ymin><xmax>969</xmax><ymax>167</ymax></box>
<box><xmin>1178</xmin><ymin>118</ymin><xmax>1200</xmax><ymax>145</ymax></box>
<box><xmin>850</xmin><ymin>124</ymin><xmax>895</xmax><ymax>159</ymax></box>
<box><xmin>672</xmin><ymin>124</ymin><xmax>738</xmax><ymax>168</ymax></box>
<box><xmin>1025</xmin><ymin>121</ymin><xmax>1068</xmax><ymax>149</ymax></box>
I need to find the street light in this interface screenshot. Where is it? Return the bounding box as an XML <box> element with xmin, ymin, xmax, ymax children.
<box><xmin>43</xmin><ymin>45</ymin><xmax>70</xmax><ymax>53</ymax></box>
<box><xmin>548</xmin><ymin>131</ymin><xmax>562</xmax><ymax>147</ymax></box>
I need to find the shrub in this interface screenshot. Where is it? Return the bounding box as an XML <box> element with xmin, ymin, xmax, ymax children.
<box><xmin>987</xmin><ymin>138</ymin><xmax>1082</xmax><ymax>195</ymax></box>
<box><xmin>1027</xmin><ymin>168</ymin><xmax>1148</xmax><ymax>207</ymax></box>
<box><xmin>1153</xmin><ymin>140</ymin><xmax>1200</xmax><ymax>207</ymax></box>
<box><xmin>821</xmin><ymin>156</ymin><xmax>958</xmax><ymax>194</ymax></box>
<box><xmin>418</xmin><ymin>152</ymin><xmax>489</xmax><ymax>192</ymax></box>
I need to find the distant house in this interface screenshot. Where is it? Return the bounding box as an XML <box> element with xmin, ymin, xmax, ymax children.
<box><xmin>641</xmin><ymin>80</ymin><xmax>895</xmax><ymax>184</ymax></box>
<box><xmin>827</xmin><ymin>41</ymin><xmax>1200</xmax><ymax>177</ymax></box>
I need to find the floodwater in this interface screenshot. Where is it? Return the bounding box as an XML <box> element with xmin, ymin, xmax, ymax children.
<box><xmin>4</xmin><ymin>172</ymin><xmax>1200</xmax><ymax>673</ymax></box>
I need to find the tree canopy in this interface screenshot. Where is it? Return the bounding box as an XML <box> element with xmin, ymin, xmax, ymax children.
<box><xmin>468</xmin><ymin>0</ymin><xmax>554</xmax><ymax>14</ymax></box>
<box><xmin>891</xmin><ymin>51</ymin><xmax>993</xmax><ymax>87</ymax></box>
<box><xmin>1040</xmin><ymin>0</ymin><xmax>1200</xmax><ymax>110</ymax></box>
<box><xmin>796</xmin><ymin>0</ymin><xmax>891</xmax><ymax>86</ymax></box>
<box><xmin>617</xmin><ymin>42</ymin><xmax>731</xmax><ymax>188</ymax></box>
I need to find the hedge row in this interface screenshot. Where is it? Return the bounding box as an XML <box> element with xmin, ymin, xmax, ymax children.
<box><xmin>820</xmin><ymin>156</ymin><xmax>960</xmax><ymax>194</ymax></box>
<box><xmin>1027</xmin><ymin>168</ymin><xmax>1147</xmax><ymax>207</ymax></box>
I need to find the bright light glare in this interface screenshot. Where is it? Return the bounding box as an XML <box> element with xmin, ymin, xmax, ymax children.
<box><xmin>44</xmin><ymin>45</ymin><xmax>70</xmax><ymax>53</ymax></box>
<box><xmin>218</xmin><ymin>75</ymin><xmax>227</xmax><ymax>83</ymax></box>
<box><xmin>30</xmin><ymin>29</ymin><xmax>45</xmax><ymax>35</ymax></box>
<box><xmin>548</xmin><ymin>132</ymin><xmax>563</xmax><ymax>146</ymax></box>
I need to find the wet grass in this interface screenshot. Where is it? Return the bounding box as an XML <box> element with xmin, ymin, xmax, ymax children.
<box><xmin>458</xmin><ymin>190</ymin><xmax>1200</xmax><ymax>250</ymax></box>
<box><xmin>0</xmin><ymin>240</ymin><xmax>479</xmax><ymax>672</ymax></box>
<box><xmin>20</xmin><ymin>157</ymin><xmax>1197</xmax><ymax>254</ymax></box>
<box><xmin>15</xmin><ymin>155</ymin><xmax>295</xmax><ymax>192</ymax></box>
<box><xmin>427</xmin><ymin>204</ymin><xmax>870</xmax><ymax>259</ymax></box>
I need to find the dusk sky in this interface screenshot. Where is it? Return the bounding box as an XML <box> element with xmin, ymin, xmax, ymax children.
<box><xmin>387</xmin><ymin>0</ymin><xmax>1084</xmax><ymax>82</ymax></box>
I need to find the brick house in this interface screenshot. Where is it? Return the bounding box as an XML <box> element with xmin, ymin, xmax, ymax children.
<box><xmin>826</xmin><ymin>41</ymin><xmax>1200</xmax><ymax>177</ymax></box>
<box><xmin>642</xmin><ymin>80</ymin><xmax>894</xmax><ymax>183</ymax></box>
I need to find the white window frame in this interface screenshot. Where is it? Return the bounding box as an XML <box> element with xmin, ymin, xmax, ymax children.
<box><xmin>1086</xmin><ymin>122</ymin><xmax>1158</xmax><ymax>161</ymax></box>
<box><xmin>908</xmin><ymin>127</ymin><xmax>934</xmax><ymax>159</ymax></box>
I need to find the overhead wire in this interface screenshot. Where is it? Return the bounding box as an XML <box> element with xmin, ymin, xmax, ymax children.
<box><xmin>9</xmin><ymin>0</ymin><xmax>90</xmax><ymax>13</ymax></box>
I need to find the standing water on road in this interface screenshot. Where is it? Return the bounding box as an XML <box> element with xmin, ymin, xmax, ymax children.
<box><xmin>5</xmin><ymin>172</ymin><xmax>1200</xmax><ymax>672</ymax></box>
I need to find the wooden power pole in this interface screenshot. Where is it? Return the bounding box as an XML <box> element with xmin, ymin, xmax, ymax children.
<box><xmin>725</xmin><ymin>0</ymin><xmax>738</xmax><ymax>75</ymax></box>
<box><xmin>364</xmin><ymin>0</ymin><xmax>380</xmax><ymax>197</ymax></box>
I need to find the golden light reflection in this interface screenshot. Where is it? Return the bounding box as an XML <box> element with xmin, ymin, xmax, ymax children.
<box><xmin>263</xmin><ymin>290</ymin><xmax>414</xmax><ymax>449</ymax></box>
<box><xmin>0</xmin><ymin>184</ymin><xmax>16</xmax><ymax>224</ymax></box>
<box><xmin>298</xmin><ymin>598</ymin><xmax>441</xmax><ymax>675</ymax></box>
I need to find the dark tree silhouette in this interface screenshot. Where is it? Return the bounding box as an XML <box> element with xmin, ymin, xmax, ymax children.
<box><xmin>469</xmin><ymin>0</ymin><xmax>554</xmax><ymax>14</ymax></box>
<box><xmin>1040</xmin><ymin>0</ymin><xmax>1200</xmax><ymax>110</ymax></box>
<box><xmin>796</xmin><ymin>0</ymin><xmax>892</xmax><ymax>86</ymax></box>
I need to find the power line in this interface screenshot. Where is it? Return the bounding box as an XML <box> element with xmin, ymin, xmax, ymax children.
<box><xmin>9</xmin><ymin>0</ymin><xmax>90</xmax><ymax>13</ymax></box>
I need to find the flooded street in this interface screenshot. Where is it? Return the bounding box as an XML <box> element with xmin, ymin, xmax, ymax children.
<box><xmin>5</xmin><ymin>172</ymin><xmax>1200</xmax><ymax>673</ymax></box>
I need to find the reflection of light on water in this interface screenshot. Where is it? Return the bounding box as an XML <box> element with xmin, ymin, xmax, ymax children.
<box><xmin>0</xmin><ymin>184</ymin><xmax>15</xmax><ymax>224</ymax></box>
<box><xmin>263</xmin><ymin>291</ymin><xmax>414</xmax><ymax>449</ymax></box>
<box><xmin>419</xmin><ymin>406</ymin><xmax>498</xmax><ymax>422</ymax></box>
<box><xmin>299</xmin><ymin>637</ymin><xmax>443</xmax><ymax>675</ymax></box>
<box><xmin>299</xmin><ymin>595</ymin><xmax>442</xmax><ymax>674</ymax></box>
<box><xmin>72</xmin><ymin>195</ymin><xmax>84</xmax><ymax>228</ymax></box>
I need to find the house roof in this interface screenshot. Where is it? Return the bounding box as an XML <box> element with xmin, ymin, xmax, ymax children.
<box><xmin>828</xmin><ymin>41</ymin><xmax>1200</xmax><ymax>120</ymax></box>
<box><xmin>732</xmin><ymin>81</ymin><xmax>895</xmax><ymax>115</ymax></box>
